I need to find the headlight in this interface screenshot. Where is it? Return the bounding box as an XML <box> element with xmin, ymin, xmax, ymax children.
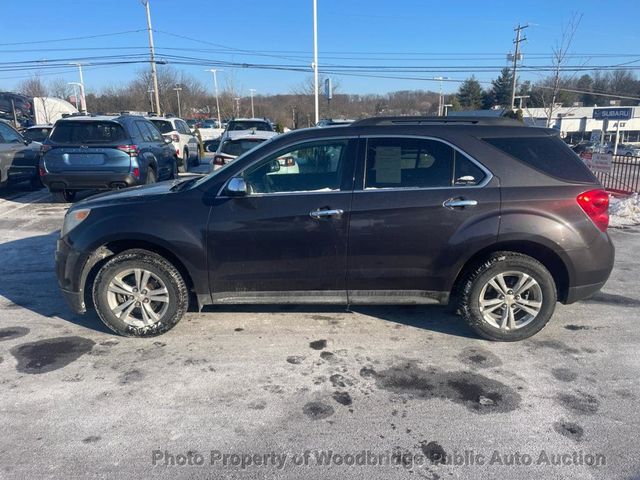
<box><xmin>61</xmin><ymin>208</ymin><xmax>91</xmax><ymax>237</ymax></box>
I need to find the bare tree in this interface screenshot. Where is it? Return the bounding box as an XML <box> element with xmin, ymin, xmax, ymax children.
<box><xmin>540</xmin><ymin>13</ymin><xmax>583</xmax><ymax>127</ymax></box>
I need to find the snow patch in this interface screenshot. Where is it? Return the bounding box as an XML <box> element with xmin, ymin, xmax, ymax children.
<box><xmin>609</xmin><ymin>193</ymin><xmax>640</xmax><ymax>228</ymax></box>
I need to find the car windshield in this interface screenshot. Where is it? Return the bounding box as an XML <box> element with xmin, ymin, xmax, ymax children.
<box><xmin>149</xmin><ymin>120</ymin><xmax>174</xmax><ymax>134</ymax></box>
<box><xmin>49</xmin><ymin>121</ymin><xmax>128</xmax><ymax>144</ymax></box>
<box><xmin>227</xmin><ymin>121</ymin><xmax>272</xmax><ymax>132</ymax></box>
<box><xmin>220</xmin><ymin>138</ymin><xmax>267</xmax><ymax>157</ymax></box>
<box><xmin>24</xmin><ymin>127</ymin><xmax>51</xmax><ymax>142</ymax></box>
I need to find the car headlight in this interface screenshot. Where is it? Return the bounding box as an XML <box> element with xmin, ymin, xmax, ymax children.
<box><xmin>62</xmin><ymin>208</ymin><xmax>91</xmax><ymax>237</ymax></box>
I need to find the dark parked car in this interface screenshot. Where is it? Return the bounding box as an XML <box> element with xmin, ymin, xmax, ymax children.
<box><xmin>22</xmin><ymin>125</ymin><xmax>52</xmax><ymax>143</ymax></box>
<box><xmin>55</xmin><ymin>116</ymin><xmax>614</xmax><ymax>340</ymax></box>
<box><xmin>0</xmin><ymin>120</ymin><xmax>42</xmax><ymax>189</ymax></box>
<box><xmin>40</xmin><ymin>115</ymin><xmax>178</xmax><ymax>202</ymax></box>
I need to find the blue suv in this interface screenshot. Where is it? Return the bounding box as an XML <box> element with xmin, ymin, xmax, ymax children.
<box><xmin>40</xmin><ymin>114</ymin><xmax>178</xmax><ymax>202</ymax></box>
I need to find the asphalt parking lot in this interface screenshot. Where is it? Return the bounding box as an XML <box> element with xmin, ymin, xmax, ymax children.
<box><xmin>0</xmin><ymin>173</ymin><xmax>639</xmax><ymax>479</ymax></box>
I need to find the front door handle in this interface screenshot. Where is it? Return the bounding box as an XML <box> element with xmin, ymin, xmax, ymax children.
<box><xmin>443</xmin><ymin>198</ymin><xmax>478</xmax><ymax>209</ymax></box>
<box><xmin>310</xmin><ymin>208</ymin><xmax>344</xmax><ymax>220</ymax></box>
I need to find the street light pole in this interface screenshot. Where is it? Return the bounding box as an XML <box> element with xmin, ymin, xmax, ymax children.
<box><xmin>70</xmin><ymin>63</ymin><xmax>87</xmax><ymax>113</ymax></box>
<box><xmin>312</xmin><ymin>0</ymin><xmax>319</xmax><ymax>124</ymax></box>
<box><xmin>142</xmin><ymin>0</ymin><xmax>161</xmax><ymax>114</ymax></box>
<box><xmin>173</xmin><ymin>85</ymin><xmax>182</xmax><ymax>117</ymax></box>
<box><xmin>234</xmin><ymin>97</ymin><xmax>240</xmax><ymax>117</ymax></box>
<box><xmin>249</xmin><ymin>89</ymin><xmax>256</xmax><ymax>118</ymax></box>
<box><xmin>443</xmin><ymin>104</ymin><xmax>453</xmax><ymax>116</ymax></box>
<box><xmin>68</xmin><ymin>82</ymin><xmax>85</xmax><ymax>114</ymax></box>
<box><xmin>205</xmin><ymin>69</ymin><xmax>223</xmax><ymax>127</ymax></box>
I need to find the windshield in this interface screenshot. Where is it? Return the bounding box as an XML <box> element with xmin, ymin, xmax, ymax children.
<box><xmin>24</xmin><ymin>127</ymin><xmax>51</xmax><ymax>142</ymax></box>
<box><xmin>220</xmin><ymin>138</ymin><xmax>267</xmax><ymax>157</ymax></box>
<box><xmin>49</xmin><ymin>121</ymin><xmax>128</xmax><ymax>144</ymax></box>
<box><xmin>149</xmin><ymin>120</ymin><xmax>174</xmax><ymax>134</ymax></box>
<box><xmin>226</xmin><ymin>121</ymin><xmax>273</xmax><ymax>132</ymax></box>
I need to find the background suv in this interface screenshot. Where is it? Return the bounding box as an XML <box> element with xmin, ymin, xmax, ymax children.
<box><xmin>146</xmin><ymin>116</ymin><xmax>200</xmax><ymax>172</ymax></box>
<box><xmin>55</xmin><ymin>116</ymin><xmax>614</xmax><ymax>341</ymax></box>
<box><xmin>40</xmin><ymin>115</ymin><xmax>177</xmax><ymax>202</ymax></box>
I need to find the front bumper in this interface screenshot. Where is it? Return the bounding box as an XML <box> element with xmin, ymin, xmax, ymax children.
<box><xmin>55</xmin><ymin>237</ymin><xmax>90</xmax><ymax>314</ymax></box>
<box><xmin>43</xmin><ymin>171</ymin><xmax>141</xmax><ymax>191</ymax></box>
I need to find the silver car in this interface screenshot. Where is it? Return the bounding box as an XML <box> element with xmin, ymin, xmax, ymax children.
<box><xmin>0</xmin><ymin>121</ymin><xmax>41</xmax><ymax>189</ymax></box>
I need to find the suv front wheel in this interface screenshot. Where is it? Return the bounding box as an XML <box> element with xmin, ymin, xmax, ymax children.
<box><xmin>92</xmin><ymin>249</ymin><xmax>189</xmax><ymax>337</ymax></box>
<box><xmin>459</xmin><ymin>252</ymin><xmax>557</xmax><ymax>341</ymax></box>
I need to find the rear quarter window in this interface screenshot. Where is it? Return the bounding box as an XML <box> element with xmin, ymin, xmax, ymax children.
<box><xmin>482</xmin><ymin>135</ymin><xmax>596</xmax><ymax>183</ymax></box>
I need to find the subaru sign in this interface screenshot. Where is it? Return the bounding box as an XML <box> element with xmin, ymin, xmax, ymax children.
<box><xmin>592</xmin><ymin>108</ymin><xmax>633</xmax><ymax>120</ymax></box>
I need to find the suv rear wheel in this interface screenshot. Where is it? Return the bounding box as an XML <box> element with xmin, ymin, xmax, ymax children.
<box><xmin>145</xmin><ymin>167</ymin><xmax>157</xmax><ymax>184</ymax></box>
<box><xmin>459</xmin><ymin>252</ymin><xmax>557</xmax><ymax>341</ymax></box>
<box><xmin>178</xmin><ymin>153</ymin><xmax>187</xmax><ymax>174</ymax></box>
<box><xmin>92</xmin><ymin>249</ymin><xmax>189</xmax><ymax>337</ymax></box>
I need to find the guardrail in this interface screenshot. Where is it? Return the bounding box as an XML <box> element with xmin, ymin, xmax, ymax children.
<box><xmin>584</xmin><ymin>154</ymin><xmax>640</xmax><ymax>194</ymax></box>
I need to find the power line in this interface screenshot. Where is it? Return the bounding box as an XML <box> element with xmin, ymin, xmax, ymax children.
<box><xmin>0</xmin><ymin>29</ymin><xmax>146</xmax><ymax>47</ymax></box>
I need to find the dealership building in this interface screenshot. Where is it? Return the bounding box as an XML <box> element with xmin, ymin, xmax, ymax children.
<box><xmin>451</xmin><ymin>106</ymin><xmax>640</xmax><ymax>144</ymax></box>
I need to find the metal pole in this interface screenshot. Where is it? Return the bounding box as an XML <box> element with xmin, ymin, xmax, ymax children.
<box><xmin>312</xmin><ymin>0</ymin><xmax>319</xmax><ymax>124</ymax></box>
<box><xmin>173</xmin><ymin>86</ymin><xmax>182</xmax><ymax>117</ymax></box>
<box><xmin>71</xmin><ymin>63</ymin><xmax>87</xmax><ymax>113</ymax></box>
<box><xmin>234</xmin><ymin>97</ymin><xmax>240</xmax><ymax>117</ymax></box>
<box><xmin>249</xmin><ymin>89</ymin><xmax>256</xmax><ymax>118</ymax></box>
<box><xmin>143</xmin><ymin>0</ymin><xmax>161</xmax><ymax>114</ymax></box>
<box><xmin>147</xmin><ymin>88</ymin><xmax>154</xmax><ymax>111</ymax></box>
<box><xmin>205</xmin><ymin>69</ymin><xmax>223</xmax><ymax>127</ymax></box>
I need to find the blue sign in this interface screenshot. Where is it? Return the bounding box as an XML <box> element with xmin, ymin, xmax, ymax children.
<box><xmin>592</xmin><ymin>108</ymin><xmax>633</xmax><ymax>120</ymax></box>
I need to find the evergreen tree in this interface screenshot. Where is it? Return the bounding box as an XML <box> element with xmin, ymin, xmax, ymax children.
<box><xmin>489</xmin><ymin>68</ymin><xmax>514</xmax><ymax>108</ymax></box>
<box><xmin>457</xmin><ymin>76</ymin><xmax>484</xmax><ymax>110</ymax></box>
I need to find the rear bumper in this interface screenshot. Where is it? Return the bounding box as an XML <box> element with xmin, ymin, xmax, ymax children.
<box><xmin>42</xmin><ymin>171</ymin><xmax>141</xmax><ymax>191</ymax></box>
<box><xmin>563</xmin><ymin>233</ymin><xmax>615</xmax><ymax>304</ymax></box>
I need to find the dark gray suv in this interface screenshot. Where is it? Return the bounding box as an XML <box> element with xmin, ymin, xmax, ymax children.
<box><xmin>55</xmin><ymin>116</ymin><xmax>614</xmax><ymax>341</ymax></box>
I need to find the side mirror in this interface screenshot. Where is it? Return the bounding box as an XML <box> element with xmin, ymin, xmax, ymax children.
<box><xmin>268</xmin><ymin>159</ymin><xmax>280</xmax><ymax>173</ymax></box>
<box><xmin>226</xmin><ymin>177</ymin><xmax>248</xmax><ymax>196</ymax></box>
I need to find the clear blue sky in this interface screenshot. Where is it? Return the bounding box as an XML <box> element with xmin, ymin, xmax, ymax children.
<box><xmin>1</xmin><ymin>0</ymin><xmax>639</xmax><ymax>96</ymax></box>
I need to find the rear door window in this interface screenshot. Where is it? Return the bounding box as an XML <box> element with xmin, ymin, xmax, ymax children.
<box><xmin>364</xmin><ymin>137</ymin><xmax>487</xmax><ymax>189</ymax></box>
<box><xmin>482</xmin><ymin>135</ymin><xmax>596</xmax><ymax>183</ymax></box>
<box><xmin>0</xmin><ymin>123</ymin><xmax>23</xmax><ymax>143</ymax></box>
<box><xmin>149</xmin><ymin>120</ymin><xmax>174</xmax><ymax>134</ymax></box>
<box><xmin>50</xmin><ymin>121</ymin><xmax>128</xmax><ymax>144</ymax></box>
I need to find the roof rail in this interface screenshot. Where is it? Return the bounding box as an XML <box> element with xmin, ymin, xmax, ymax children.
<box><xmin>351</xmin><ymin>116</ymin><xmax>521</xmax><ymax>127</ymax></box>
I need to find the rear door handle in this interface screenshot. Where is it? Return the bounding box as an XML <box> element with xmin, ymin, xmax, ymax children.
<box><xmin>310</xmin><ymin>208</ymin><xmax>344</xmax><ymax>219</ymax></box>
<box><xmin>443</xmin><ymin>198</ymin><xmax>478</xmax><ymax>209</ymax></box>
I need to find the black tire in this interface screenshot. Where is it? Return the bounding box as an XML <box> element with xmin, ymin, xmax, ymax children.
<box><xmin>52</xmin><ymin>189</ymin><xmax>76</xmax><ymax>203</ymax></box>
<box><xmin>459</xmin><ymin>252</ymin><xmax>557</xmax><ymax>341</ymax></box>
<box><xmin>92</xmin><ymin>249</ymin><xmax>189</xmax><ymax>337</ymax></box>
<box><xmin>178</xmin><ymin>153</ymin><xmax>187</xmax><ymax>174</ymax></box>
<box><xmin>192</xmin><ymin>147</ymin><xmax>200</xmax><ymax>166</ymax></box>
<box><xmin>145</xmin><ymin>167</ymin><xmax>157</xmax><ymax>184</ymax></box>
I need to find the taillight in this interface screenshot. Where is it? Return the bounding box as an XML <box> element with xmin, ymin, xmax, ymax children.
<box><xmin>171</xmin><ymin>134</ymin><xmax>180</xmax><ymax>143</ymax></box>
<box><xmin>39</xmin><ymin>166</ymin><xmax>46</xmax><ymax>177</ymax></box>
<box><xmin>577</xmin><ymin>189</ymin><xmax>609</xmax><ymax>232</ymax></box>
<box><xmin>132</xmin><ymin>167</ymin><xmax>140</xmax><ymax>178</ymax></box>
<box><xmin>116</xmin><ymin>145</ymin><xmax>139</xmax><ymax>156</ymax></box>
<box><xmin>213</xmin><ymin>155</ymin><xmax>227</xmax><ymax>166</ymax></box>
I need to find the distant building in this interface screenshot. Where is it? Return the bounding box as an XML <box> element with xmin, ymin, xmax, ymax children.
<box><xmin>450</xmin><ymin>106</ymin><xmax>640</xmax><ymax>144</ymax></box>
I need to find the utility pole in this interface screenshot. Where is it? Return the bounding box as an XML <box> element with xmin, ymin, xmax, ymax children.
<box><xmin>312</xmin><ymin>0</ymin><xmax>319</xmax><ymax>124</ymax></box>
<box><xmin>249</xmin><ymin>88</ymin><xmax>256</xmax><ymax>117</ymax></box>
<box><xmin>147</xmin><ymin>88</ymin><xmax>154</xmax><ymax>111</ymax></box>
<box><xmin>510</xmin><ymin>23</ymin><xmax>528</xmax><ymax>110</ymax></box>
<box><xmin>234</xmin><ymin>97</ymin><xmax>240</xmax><ymax>117</ymax></box>
<box><xmin>205</xmin><ymin>69</ymin><xmax>223</xmax><ymax>127</ymax></box>
<box><xmin>173</xmin><ymin>85</ymin><xmax>182</xmax><ymax>117</ymax></box>
<box><xmin>142</xmin><ymin>0</ymin><xmax>161</xmax><ymax>114</ymax></box>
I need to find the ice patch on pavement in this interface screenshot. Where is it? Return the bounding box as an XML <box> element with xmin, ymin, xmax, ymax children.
<box><xmin>609</xmin><ymin>193</ymin><xmax>640</xmax><ymax>228</ymax></box>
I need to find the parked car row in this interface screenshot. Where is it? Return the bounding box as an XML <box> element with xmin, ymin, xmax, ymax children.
<box><xmin>0</xmin><ymin>120</ymin><xmax>42</xmax><ymax>189</ymax></box>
